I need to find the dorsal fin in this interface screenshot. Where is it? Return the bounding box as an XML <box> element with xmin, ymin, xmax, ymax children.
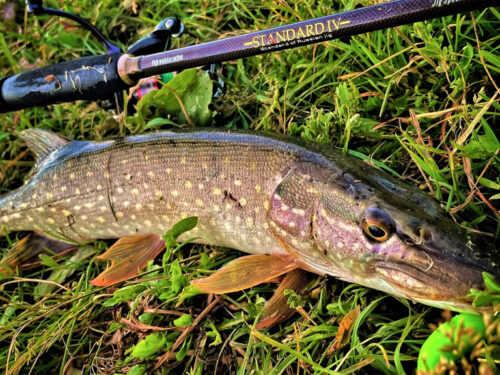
<box><xmin>20</xmin><ymin>129</ymin><xmax>71</xmax><ymax>164</ymax></box>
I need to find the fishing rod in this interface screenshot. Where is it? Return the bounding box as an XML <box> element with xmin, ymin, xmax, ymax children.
<box><xmin>0</xmin><ymin>0</ymin><xmax>498</xmax><ymax>113</ymax></box>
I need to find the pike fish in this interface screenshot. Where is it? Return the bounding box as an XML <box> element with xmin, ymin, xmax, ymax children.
<box><xmin>1</xmin><ymin>129</ymin><xmax>498</xmax><ymax>323</ymax></box>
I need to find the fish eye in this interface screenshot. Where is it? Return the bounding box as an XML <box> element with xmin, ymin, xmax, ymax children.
<box><xmin>368</xmin><ymin>225</ymin><xmax>387</xmax><ymax>239</ymax></box>
<box><xmin>361</xmin><ymin>208</ymin><xmax>394</xmax><ymax>242</ymax></box>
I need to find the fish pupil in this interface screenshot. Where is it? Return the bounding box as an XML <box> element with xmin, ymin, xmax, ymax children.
<box><xmin>368</xmin><ymin>225</ymin><xmax>386</xmax><ymax>239</ymax></box>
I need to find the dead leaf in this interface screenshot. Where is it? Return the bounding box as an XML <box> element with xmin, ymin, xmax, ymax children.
<box><xmin>327</xmin><ymin>305</ymin><xmax>361</xmax><ymax>354</ymax></box>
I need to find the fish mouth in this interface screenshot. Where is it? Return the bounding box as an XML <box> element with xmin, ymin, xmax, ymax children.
<box><xmin>374</xmin><ymin>262</ymin><xmax>445</xmax><ymax>300</ymax></box>
<box><xmin>373</xmin><ymin>254</ymin><xmax>489</xmax><ymax>304</ymax></box>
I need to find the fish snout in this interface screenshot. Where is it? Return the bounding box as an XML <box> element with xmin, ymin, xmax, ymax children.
<box><xmin>374</xmin><ymin>236</ymin><xmax>497</xmax><ymax>305</ymax></box>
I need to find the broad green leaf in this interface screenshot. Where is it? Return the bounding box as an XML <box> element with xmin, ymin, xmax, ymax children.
<box><xmin>138</xmin><ymin>69</ymin><xmax>213</xmax><ymax>126</ymax></box>
<box><xmin>131</xmin><ymin>332</ymin><xmax>166</xmax><ymax>359</ymax></box>
<box><xmin>127</xmin><ymin>364</ymin><xmax>147</xmax><ymax>375</ymax></box>
<box><xmin>163</xmin><ymin>217</ymin><xmax>198</xmax><ymax>250</ymax></box>
<box><xmin>103</xmin><ymin>284</ymin><xmax>148</xmax><ymax>307</ymax></box>
<box><xmin>173</xmin><ymin>314</ymin><xmax>193</xmax><ymax>327</ymax></box>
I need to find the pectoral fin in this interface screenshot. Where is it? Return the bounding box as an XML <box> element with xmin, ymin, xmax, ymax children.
<box><xmin>0</xmin><ymin>232</ymin><xmax>77</xmax><ymax>273</ymax></box>
<box><xmin>90</xmin><ymin>234</ymin><xmax>165</xmax><ymax>287</ymax></box>
<box><xmin>191</xmin><ymin>254</ymin><xmax>298</xmax><ymax>294</ymax></box>
<box><xmin>256</xmin><ymin>269</ymin><xmax>311</xmax><ymax>329</ymax></box>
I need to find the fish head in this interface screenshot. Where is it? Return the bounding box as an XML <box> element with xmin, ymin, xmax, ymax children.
<box><xmin>308</xmin><ymin>160</ymin><xmax>499</xmax><ymax>312</ymax></box>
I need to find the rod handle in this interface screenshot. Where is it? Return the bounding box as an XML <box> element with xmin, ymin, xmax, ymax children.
<box><xmin>0</xmin><ymin>53</ymin><xmax>131</xmax><ymax>113</ymax></box>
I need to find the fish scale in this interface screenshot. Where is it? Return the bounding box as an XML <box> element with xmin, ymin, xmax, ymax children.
<box><xmin>0</xmin><ymin>129</ymin><xmax>498</xmax><ymax>313</ymax></box>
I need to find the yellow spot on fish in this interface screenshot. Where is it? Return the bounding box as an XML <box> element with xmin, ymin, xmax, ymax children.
<box><xmin>289</xmin><ymin>222</ymin><xmax>296</xmax><ymax>228</ymax></box>
<box><xmin>224</xmin><ymin>222</ymin><xmax>232</xmax><ymax>230</ymax></box>
<box><xmin>213</xmin><ymin>188</ymin><xmax>222</xmax><ymax>196</ymax></box>
<box><xmin>181</xmin><ymin>212</ymin><xmax>188</xmax><ymax>219</ymax></box>
<box><xmin>99</xmin><ymin>206</ymin><xmax>107</xmax><ymax>212</ymax></box>
<box><xmin>131</xmin><ymin>214</ymin><xmax>137</xmax><ymax>220</ymax></box>
<box><xmin>225</xmin><ymin>203</ymin><xmax>232</xmax><ymax>210</ymax></box>
<box><xmin>181</xmin><ymin>157</ymin><xmax>186</xmax><ymax>164</ymax></box>
<box><xmin>246</xmin><ymin>217</ymin><xmax>254</xmax><ymax>227</ymax></box>
<box><xmin>185</xmin><ymin>181</ymin><xmax>193</xmax><ymax>189</ymax></box>
<box><xmin>97</xmin><ymin>217</ymin><xmax>106</xmax><ymax>224</ymax></box>
<box><xmin>145</xmin><ymin>220</ymin><xmax>152</xmax><ymax>227</ymax></box>
<box><xmin>239</xmin><ymin>198</ymin><xmax>247</xmax><ymax>206</ymax></box>
<box><xmin>135</xmin><ymin>204</ymin><xmax>143</xmax><ymax>211</ymax></box>
<box><xmin>155</xmin><ymin>190</ymin><xmax>163</xmax><ymax>199</ymax></box>
<box><xmin>46</xmin><ymin>192</ymin><xmax>53</xmax><ymax>199</ymax></box>
<box><xmin>148</xmin><ymin>171</ymin><xmax>155</xmax><ymax>178</ymax></box>
<box><xmin>166</xmin><ymin>168</ymin><xmax>172</xmax><ymax>174</ymax></box>
<box><xmin>47</xmin><ymin>218</ymin><xmax>55</xmax><ymax>224</ymax></box>
<box><xmin>263</xmin><ymin>201</ymin><xmax>270</xmax><ymax>210</ymax></box>
<box><xmin>21</xmin><ymin>202</ymin><xmax>28</xmax><ymax>209</ymax></box>
<box><xmin>86</xmin><ymin>171</ymin><xmax>93</xmax><ymax>177</ymax></box>
<box><xmin>32</xmin><ymin>194</ymin><xmax>38</xmax><ymax>199</ymax></box>
<box><xmin>13</xmin><ymin>213</ymin><xmax>21</xmax><ymax>219</ymax></box>
<box><xmin>123</xmin><ymin>201</ymin><xmax>130</xmax><ymax>207</ymax></box>
<box><xmin>171</xmin><ymin>190</ymin><xmax>179</xmax><ymax>197</ymax></box>
<box><xmin>75</xmin><ymin>188</ymin><xmax>81</xmax><ymax>195</ymax></box>
<box><xmin>255</xmin><ymin>185</ymin><xmax>261</xmax><ymax>193</ymax></box>
<box><xmin>37</xmin><ymin>207</ymin><xmax>45</xmax><ymax>212</ymax></box>
<box><xmin>117</xmin><ymin>187</ymin><xmax>124</xmax><ymax>194</ymax></box>
<box><xmin>116</xmin><ymin>212</ymin><xmax>124</xmax><ymax>218</ymax></box>
<box><xmin>292</xmin><ymin>208</ymin><xmax>306</xmax><ymax>216</ymax></box>
<box><xmin>196</xmin><ymin>199</ymin><xmax>204</xmax><ymax>207</ymax></box>
<box><xmin>132</xmin><ymin>188</ymin><xmax>139</xmax><ymax>195</ymax></box>
<box><xmin>81</xmin><ymin>215</ymin><xmax>88</xmax><ymax>221</ymax></box>
<box><xmin>162</xmin><ymin>215</ymin><xmax>170</xmax><ymax>223</ymax></box>
<box><xmin>61</xmin><ymin>186</ymin><xmax>67</xmax><ymax>192</ymax></box>
<box><xmin>97</xmin><ymin>195</ymin><xmax>104</xmax><ymax>201</ymax></box>
<box><xmin>250</xmin><ymin>161</ymin><xmax>257</xmax><ymax>170</ymax></box>
<box><xmin>202</xmin><ymin>162</ymin><xmax>208</xmax><ymax>169</ymax></box>
<box><xmin>198</xmin><ymin>183</ymin><xmax>204</xmax><ymax>190</ymax></box>
<box><xmin>209</xmin><ymin>218</ymin><xmax>216</xmax><ymax>227</ymax></box>
<box><xmin>306</xmin><ymin>187</ymin><xmax>318</xmax><ymax>194</ymax></box>
<box><xmin>27</xmin><ymin>216</ymin><xmax>34</xmax><ymax>222</ymax></box>
<box><xmin>50</xmin><ymin>208</ymin><xmax>56</xmax><ymax>213</ymax></box>
<box><xmin>234</xmin><ymin>179</ymin><xmax>242</xmax><ymax>186</ymax></box>
<box><xmin>143</xmin><ymin>182</ymin><xmax>149</xmax><ymax>189</ymax></box>
<box><xmin>70</xmin><ymin>173</ymin><xmax>75</xmax><ymax>180</ymax></box>
<box><xmin>125</xmin><ymin>173</ymin><xmax>132</xmax><ymax>181</ymax></box>
<box><xmin>213</xmin><ymin>205</ymin><xmax>220</xmax><ymax>212</ymax></box>
<box><xmin>85</xmin><ymin>202</ymin><xmax>94</xmax><ymax>209</ymax></box>
<box><xmin>224</xmin><ymin>156</ymin><xmax>230</xmax><ymax>163</ymax></box>
<box><xmin>97</xmin><ymin>184</ymin><xmax>102</xmax><ymax>190</ymax></box>
<box><xmin>254</xmin><ymin>207</ymin><xmax>260</xmax><ymax>214</ymax></box>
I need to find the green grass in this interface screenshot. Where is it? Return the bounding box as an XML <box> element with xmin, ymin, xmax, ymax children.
<box><xmin>1</xmin><ymin>0</ymin><xmax>499</xmax><ymax>374</ymax></box>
